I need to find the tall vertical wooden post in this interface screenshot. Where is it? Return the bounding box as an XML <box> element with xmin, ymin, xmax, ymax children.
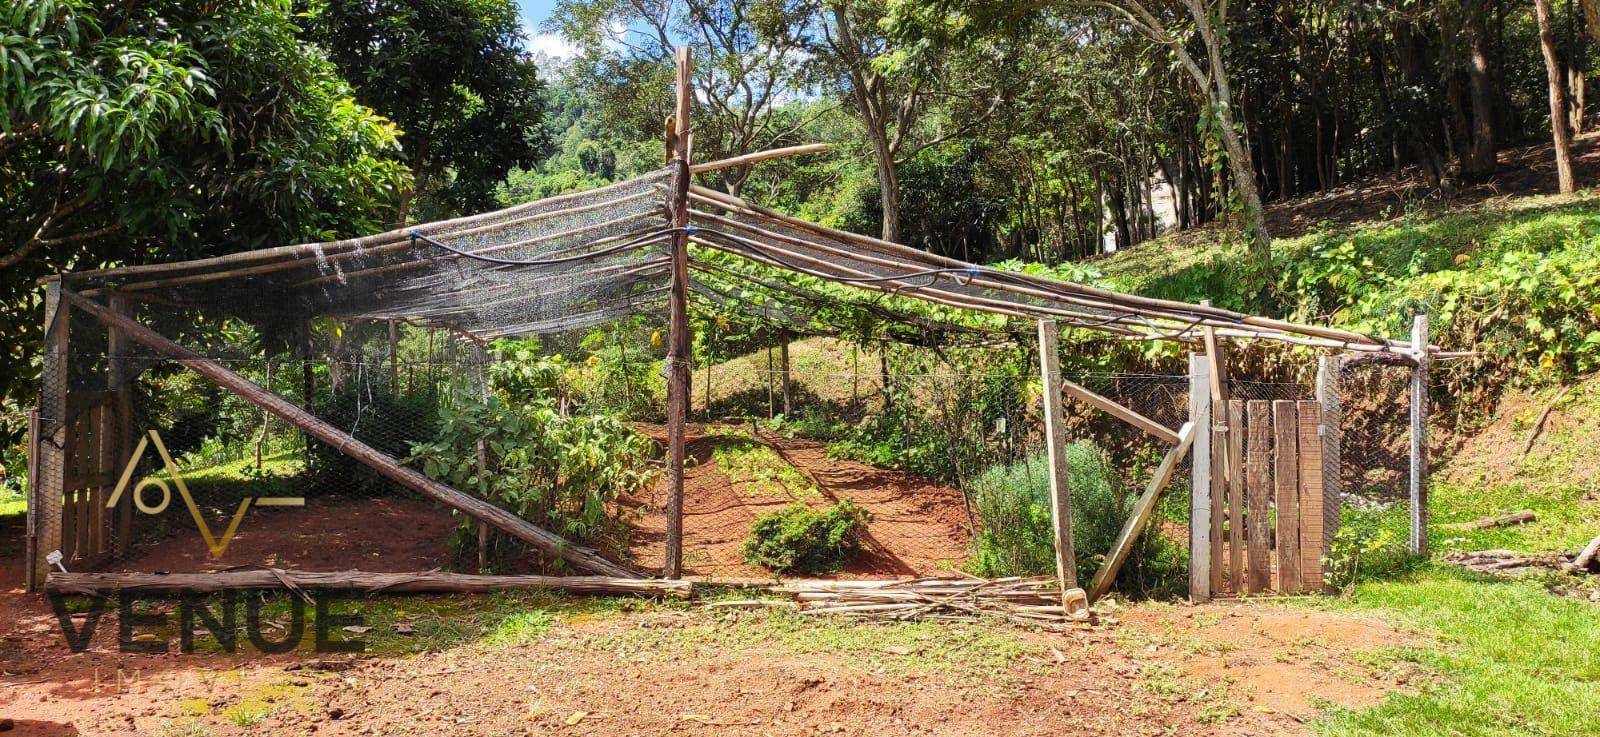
<box><xmin>779</xmin><ymin>333</ymin><xmax>792</xmax><ymax>416</ymax></box>
<box><xmin>1199</xmin><ymin>300</ymin><xmax>1227</xmax><ymax>593</ymax></box>
<box><xmin>108</xmin><ymin>294</ymin><xmax>135</xmax><ymax>559</ymax></box>
<box><xmin>663</xmin><ymin>47</ymin><xmax>694</xmax><ymax>579</ymax></box>
<box><xmin>1188</xmin><ymin>353</ymin><xmax>1213</xmax><ymax>602</ymax></box>
<box><xmin>31</xmin><ymin>280</ymin><xmax>69</xmax><ymax>591</ymax></box>
<box><xmin>1316</xmin><ymin>354</ymin><xmax>1343</xmax><ymax>586</ymax></box>
<box><xmin>1036</xmin><ymin>320</ymin><xmax>1078</xmax><ymax>596</ymax></box>
<box><xmin>1409</xmin><ymin>314</ymin><xmax>1430</xmax><ymax>556</ymax></box>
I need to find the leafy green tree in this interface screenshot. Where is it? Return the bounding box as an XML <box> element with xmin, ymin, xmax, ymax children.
<box><xmin>305</xmin><ymin>0</ymin><xmax>550</xmax><ymax>220</ymax></box>
<box><xmin>0</xmin><ymin>0</ymin><xmax>409</xmax><ymax>401</ymax></box>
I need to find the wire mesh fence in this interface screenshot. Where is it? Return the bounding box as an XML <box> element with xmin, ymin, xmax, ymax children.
<box><xmin>29</xmin><ymin>303</ymin><xmax>1430</xmax><ymax>596</ymax></box>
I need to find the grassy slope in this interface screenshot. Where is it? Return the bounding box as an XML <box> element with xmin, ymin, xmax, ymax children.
<box><xmin>1098</xmin><ymin>187</ymin><xmax>1600</xmax><ymax>735</ymax></box>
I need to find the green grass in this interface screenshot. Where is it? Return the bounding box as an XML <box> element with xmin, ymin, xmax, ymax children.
<box><xmin>0</xmin><ymin>487</ymin><xmax>24</xmax><ymax>516</ymax></box>
<box><xmin>1305</xmin><ymin>566</ymin><xmax>1600</xmax><ymax>737</ymax></box>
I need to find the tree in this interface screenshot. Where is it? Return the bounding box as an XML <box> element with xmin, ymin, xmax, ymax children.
<box><xmin>548</xmin><ymin>0</ymin><xmax>817</xmax><ymax>197</ymax></box>
<box><xmin>308</xmin><ymin>0</ymin><xmax>550</xmax><ymax>220</ymax></box>
<box><xmin>1535</xmin><ymin>0</ymin><xmax>1577</xmax><ymax>193</ymax></box>
<box><xmin>0</xmin><ymin>0</ymin><xmax>409</xmax><ymax>400</ymax></box>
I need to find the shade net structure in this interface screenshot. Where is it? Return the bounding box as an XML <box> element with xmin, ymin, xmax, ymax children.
<box><xmin>29</xmin><ymin>145</ymin><xmax>1445</xmax><ymax>597</ymax></box>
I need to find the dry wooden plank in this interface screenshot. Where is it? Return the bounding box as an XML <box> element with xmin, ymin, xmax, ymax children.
<box><xmin>1059</xmin><ymin>378</ymin><xmax>1180</xmax><ymax>444</ymax></box>
<box><xmin>1227</xmin><ymin>399</ymin><xmax>1246</xmax><ymax>593</ymax></box>
<box><xmin>1037</xmin><ymin>320</ymin><xmax>1079</xmax><ymax>595</ymax></box>
<box><xmin>1189</xmin><ymin>354</ymin><xmax>1212</xmax><ymax>602</ymax></box>
<box><xmin>62</xmin><ymin>290</ymin><xmax>640</xmax><ymax>579</ymax></box>
<box><xmin>47</xmin><ymin>570</ymin><xmax>690</xmax><ymax>597</ymax></box>
<box><xmin>1246</xmin><ymin>401</ymin><xmax>1273</xmax><ymax>593</ymax></box>
<box><xmin>1210</xmin><ymin>404</ymin><xmax>1226</xmax><ymax>594</ymax></box>
<box><xmin>1297</xmin><ymin>401</ymin><xmax>1325</xmax><ymax>591</ymax></box>
<box><xmin>1089</xmin><ymin>423</ymin><xmax>1196</xmax><ymax>602</ymax></box>
<box><xmin>1274</xmin><ymin>400</ymin><xmax>1302</xmax><ymax>594</ymax></box>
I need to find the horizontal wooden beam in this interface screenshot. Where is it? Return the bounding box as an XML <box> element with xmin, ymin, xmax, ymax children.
<box><xmin>47</xmin><ymin>570</ymin><xmax>691</xmax><ymax>598</ymax></box>
<box><xmin>691</xmin><ymin>143</ymin><xmax>832</xmax><ymax>174</ymax></box>
<box><xmin>1060</xmin><ymin>378</ymin><xmax>1181</xmax><ymax>445</ymax></box>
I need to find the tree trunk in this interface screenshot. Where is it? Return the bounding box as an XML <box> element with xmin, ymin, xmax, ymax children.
<box><xmin>1464</xmin><ymin>6</ymin><xmax>1499</xmax><ymax>175</ymax></box>
<box><xmin>1536</xmin><ymin>0</ymin><xmax>1578</xmax><ymax>193</ymax></box>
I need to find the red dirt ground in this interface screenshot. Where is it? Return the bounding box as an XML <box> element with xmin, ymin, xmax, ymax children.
<box><xmin>107</xmin><ymin>496</ymin><xmax>457</xmax><ymax>574</ymax></box>
<box><xmin>625</xmin><ymin>424</ymin><xmax>973</xmax><ymax>579</ymax></box>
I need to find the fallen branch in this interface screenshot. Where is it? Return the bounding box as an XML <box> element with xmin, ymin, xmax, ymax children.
<box><xmin>47</xmin><ymin>570</ymin><xmax>692</xmax><ymax>598</ymax></box>
<box><xmin>1443</xmin><ymin>510</ymin><xmax>1537</xmax><ymax>531</ymax></box>
<box><xmin>1521</xmin><ymin>387</ymin><xmax>1571</xmax><ymax>456</ymax></box>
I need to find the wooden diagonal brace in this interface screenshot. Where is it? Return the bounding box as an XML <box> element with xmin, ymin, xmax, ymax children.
<box><xmin>1060</xmin><ymin>378</ymin><xmax>1181</xmax><ymax>445</ymax></box>
<box><xmin>1088</xmin><ymin>422</ymin><xmax>1196</xmax><ymax>602</ymax></box>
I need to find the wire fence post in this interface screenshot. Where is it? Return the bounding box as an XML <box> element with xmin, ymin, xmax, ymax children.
<box><xmin>1188</xmin><ymin>353</ymin><xmax>1213</xmax><ymax>602</ymax></box>
<box><xmin>1409</xmin><ymin>314</ymin><xmax>1430</xmax><ymax>556</ymax></box>
<box><xmin>1316</xmin><ymin>354</ymin><xmax>1343</xmax><ymax>582</ymax></box>
<box><xmin>1036</xmin><ymin>320</ymin><xmax>1077</xmax><ymax>596</ymax></box>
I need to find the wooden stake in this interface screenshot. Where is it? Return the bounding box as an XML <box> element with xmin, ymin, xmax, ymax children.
<box><xmin>1410</xmin><ymin>314</ymin><xmax>1430</xmax><ymax>556</ymax></box>
<box><xmin>1297</xmin><ymin>401</ymin><xmax>1325</xmax><ymax>590</ymax></box>
<box><xmin>1316</xmin><ymin>355</ymin><xmax>1343</xmax><ymax>574</ymax></box>
<box><xmin>1037</xmin><ymin>320</ymin><xmax>1078</xmax><ymax>597</ymax></box>
<box><xmin>780</xmin><ymin>333</ymin><xmax>792</xmax><ymax>416</ymax></box>
<box><xmin>663</xmin><ymin>46</ymin><xmax>694</xmax><ymax>579</ymax></box>
<box><xmin>1226</xmin><ymin>399</ymin><xmax>1245</xmax><ymax>593</ymax></box>
<box><xmin>1188</xmin><ymin>354</ymin><xmax>1212</xmax><ymax>602</ymax></box>
<box><xmin>108</xmin><ymin>294</ymin><xmax>135</xmax><ymax>559</ymax></box>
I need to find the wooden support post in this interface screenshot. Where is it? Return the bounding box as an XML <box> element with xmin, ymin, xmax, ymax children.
<box><xmin>1297</xmin><ymin>402</ymin><xmax>1325</xmax><ymax>590</ymax></box>
<box><xmin>62</xmin><ymin>291</ymin><xmax>640</xmax><ymax>579</ymax></box>
<box><xmin>1200</xmin><ymin>301</ymin><xmax>1228</xmax><ymax>594</ymax></box>
<box><xmin>1226</xmin><ymin>399</ymin><xmax>1245</xmax><ymax>593</ymax></box>
<box><xmin>1089</xmin><ymin>423</ymin><xmax>1196</xmax><ymax>602</ymax></box>
<box><xmin>1273</xmin><ymin>400</ymin><xmax>1302</xmax><ymax>593</ymax></box>
<box><xmin>476</xmin><ymin>352</ymin><xmax>491</xmax><ymax>572</ymax></box>
<box><xmin>780</xmin><ymin>333</ymin><xmax>792</xmax><ymax>416</ymax></box>
<box><xmin>30</xmin><ymin>280</ymin><xmax>69</xmax><ymax>591</ymax></box>
<box><xmin>1317</xmin><ymin>355</ymin><xmax>1343</xmax><ymax>590</ymax></box>
<box><xmin>663</xmin><ymin>46</ymin><xmax>694</xmax><ymax>579</ymax></box>
<box><xmin>388</xmin><ymin>319</ymin><xmax>400</xmax><ymax>389</ymax></box>
<box><xmin>1188</xmin><ymin>353</ymin><xmax>1212</xmax><ymax>602</ymax></box>
<box><xmin>1245</xmin><ymin>400</ymin><xmax>1272</xmax><ymax>593</ymax></box>
<box><xmin>108</xmin><ymin>294</ymin><xmax>135</xmax><ymax>560</ymax></box>
<box><xmin>1037</xmin><ymin>320</ymin><xmax>1078</xmax><ymax>598</ymax></box>
<box><xmin>1409</xmin><ymin>314</ymin><xmax>1430</xmax><ymax>556</ymax></box>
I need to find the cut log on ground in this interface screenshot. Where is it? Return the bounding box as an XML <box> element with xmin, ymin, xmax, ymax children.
<box><xmin>765</xmin><ymin>577</ymin><xmax>1092</xmax><ymax>629</ymax></box>
<box><xmin>48</xmin><ymin>570</ymin><xmax>691</xmax><ymax>598</ymax></box>
<box><xmin>1443</xmin><ymin>510</ymin><xmax>1537</xmax><ymax>531</ymax></box>
<box><xmin>1570</xmin><ymin>533</ymin><xmax>1600</xmax><ymax>573</ymax></box>
<box><xmin>1445</xmin><ymin>549</ymin><xmax>1573</xmax><ymax>575</ymax></box>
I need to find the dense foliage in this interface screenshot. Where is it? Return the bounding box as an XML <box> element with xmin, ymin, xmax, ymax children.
<box><xmin>1</xmin><ymin>0</ymin><xmax>409</xmax><ymax>400</ymax></box>
<box><xmin>409</xmin><ymin>354</ymin><xmax>658</xmax><ymax>569</ymax></box>
<box><xmin>742</xmin><ymin>499</ymin><xmax>871</xmax><ymax>574</ymax></box>
<box><xmin>305</xmin><ymin>0</ymin><xmax>550</xmax><ymax>219</ymax></box>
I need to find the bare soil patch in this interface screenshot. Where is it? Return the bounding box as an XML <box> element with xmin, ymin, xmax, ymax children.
<box><xmin>625</xmin><ymin>424</ymin><xmax>972</xmax><ymax>578</ymax></box>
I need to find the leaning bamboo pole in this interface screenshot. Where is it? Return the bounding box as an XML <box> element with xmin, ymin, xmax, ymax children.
<box><xmin>60</xmin><ymin>290</ymin><xmax>642</xmax><ymax>579</ymax></box>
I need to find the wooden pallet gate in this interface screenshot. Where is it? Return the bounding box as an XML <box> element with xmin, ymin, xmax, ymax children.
<box><xmin>1189</xmin><ymin>355</ymin><xmax>1344</xmax><ymax>599</ymax></box>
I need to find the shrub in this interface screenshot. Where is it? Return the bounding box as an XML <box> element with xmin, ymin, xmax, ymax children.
<box><xmin>408</xmin><ymin>390</ymin><xmax>657</xmax><ymax>571</ymax></box>
<box><xmin>742</xmin><ymin>500</ymin><xmax>870</xmax><ymax>574</ymax></box>
<box><xmin>966</xmin><ymin>442</ymin><xmax>1185</xmax><ymax>597</ymax></box>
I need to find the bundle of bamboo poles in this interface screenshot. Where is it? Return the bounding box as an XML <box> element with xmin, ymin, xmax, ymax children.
<box><xmin>768</xmin><ymin>577</ymin><xmax>1091</xmax><ymax>628</ymax></box>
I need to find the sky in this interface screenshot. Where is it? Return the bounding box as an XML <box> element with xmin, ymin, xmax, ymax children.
<box><xmin>517</xmin><ymin>1</ymin><xmax>577</xmax><ymax>60</ymax></box>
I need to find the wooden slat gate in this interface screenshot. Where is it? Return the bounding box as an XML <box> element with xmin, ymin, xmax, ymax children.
<box><xmin>59</xmin><ymin>391</ymin><xmax>128</xmax><ymax>568</ymax></box>
<box><xmin>1191</xmin><ymin>353</ymin><xmax>1341</xmax><ymax>599</ymax></box>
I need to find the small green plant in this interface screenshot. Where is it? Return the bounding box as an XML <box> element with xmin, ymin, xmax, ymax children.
<box><xmin>742</xmin><ymin>500</ymin><xmax>871</xmax><ymax>574</ymax></box>
<box><xmin>708</xmin><ymin>428</ymin><xmax>818</xmax><ymax>498</ymax></box>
